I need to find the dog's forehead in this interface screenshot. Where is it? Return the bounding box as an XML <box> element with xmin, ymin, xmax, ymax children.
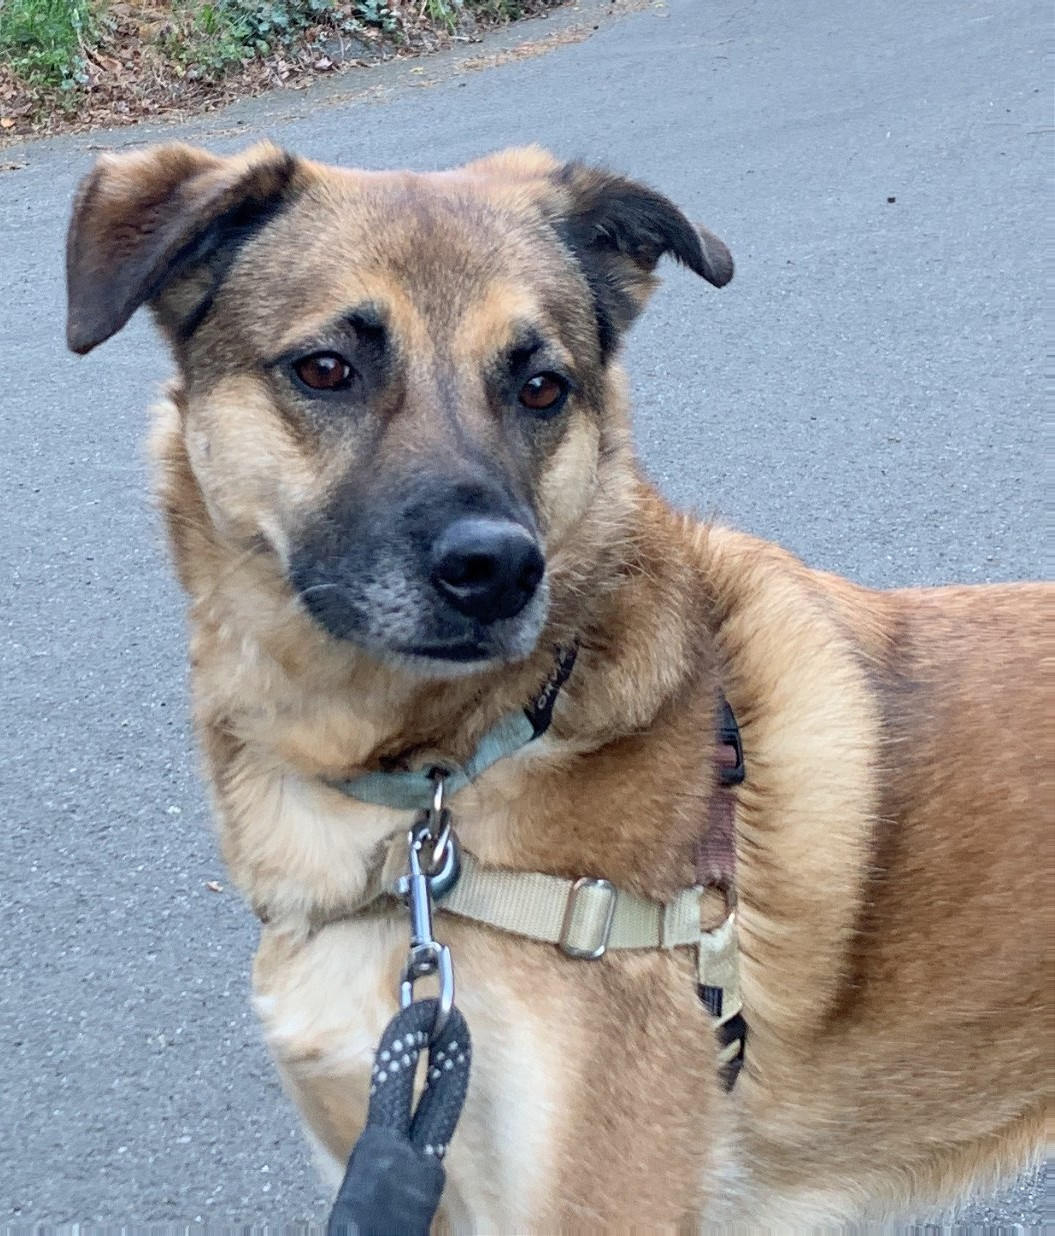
<box><xmin>315</xmin><ymin>164</ymin><xmax>562</xmax><ymax>275</ymax></box>
<box><xmin>233</xmin><ymin>161</ymin><xmax>578</xmax><ymax>348</ymax></box>
<box><xmin>315</xmin><ymin>145</ymin><xmax>561</xmax><ymax>215</ymax></box>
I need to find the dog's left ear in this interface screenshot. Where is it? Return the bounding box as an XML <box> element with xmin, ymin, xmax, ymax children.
<box><xmin>553</xmin><ymin>163</ymin><xmax>733</xmax><ymax>356</ymax></box>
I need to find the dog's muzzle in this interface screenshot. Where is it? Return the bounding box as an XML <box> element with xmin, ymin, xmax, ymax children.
<box><xmin>290</xmin><ymin>501</ymin><xmax>548</xmax><ymax>666</ymax></box>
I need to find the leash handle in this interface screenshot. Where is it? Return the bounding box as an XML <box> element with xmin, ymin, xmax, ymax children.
<box><xmin>327</xmin><ymin>1000</ymin><xmax>471</xmax><ymax>1236</ymax></box>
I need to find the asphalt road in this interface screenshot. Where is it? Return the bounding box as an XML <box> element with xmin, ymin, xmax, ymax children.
<box><xmin>0</xmin><ymin>0</ymin><xmax>1048</xmax><ymax>1225</ymax></box>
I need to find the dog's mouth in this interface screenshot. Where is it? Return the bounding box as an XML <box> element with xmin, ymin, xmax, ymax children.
<box><xmin>398</xmin><ymin>640</ymin><xmax>500</xmax><ymax>664</ymax></box>
<box><xmin>298</xmin><ymin>594</ymin><xmax>550</xmax><ymax>676</ymax></box>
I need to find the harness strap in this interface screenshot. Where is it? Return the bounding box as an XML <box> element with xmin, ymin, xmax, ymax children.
<box><xmin>439</xmin><ymin>851</ymin><xmax>707</xmax><ymax>957</ymax></box>
<box><xmin>434</xmin><ymin>850</ymin><xmax>745</xmax><ymax>1086</ymax></box>
<box><xmin>309</xmin><ymin>842</ymin><xmax>718</xmax><ymax>960</ymax></box>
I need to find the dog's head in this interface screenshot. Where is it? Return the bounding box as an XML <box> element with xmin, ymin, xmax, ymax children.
<box><xmin>66</xmin><ymin>142</ymin><xmax>731</xmax><ymax>675</ymax></box>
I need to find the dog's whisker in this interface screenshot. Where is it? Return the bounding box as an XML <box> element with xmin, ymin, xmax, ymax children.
<box><xmin>298</xmin><ymin>583</ymin><xmax>346</xmax><ymax>601</ymax></box>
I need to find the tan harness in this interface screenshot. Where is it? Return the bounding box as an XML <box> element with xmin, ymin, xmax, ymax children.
<box><xmin>292</xmin><ymin>649</ymin><xmax>747</xmax><ymax>1086</ymax></box>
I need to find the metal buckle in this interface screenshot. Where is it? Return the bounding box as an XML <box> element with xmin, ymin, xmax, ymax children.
<box><xmin>559</xmin><ymin>877</ymin><xmax>617</xmax><ymax>959</ymax></box>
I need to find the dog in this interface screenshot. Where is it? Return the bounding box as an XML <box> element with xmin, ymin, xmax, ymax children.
<box><xmin>66</xmin><ymin>141</ymin><xmax>1050</xmax><ymax>1228</ymax></box>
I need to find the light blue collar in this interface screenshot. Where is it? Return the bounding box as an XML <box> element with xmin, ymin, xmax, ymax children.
<box><xmin>328</xmin><ymin>644</ymin><xmax>578</xmax><ymax>812</ymax></box>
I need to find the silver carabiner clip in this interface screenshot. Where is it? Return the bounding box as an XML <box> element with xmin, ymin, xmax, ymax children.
<box><xmin>397</xmin><ymin>775</ymin><xmax>456</xmax><ymax>1040</ymax></box>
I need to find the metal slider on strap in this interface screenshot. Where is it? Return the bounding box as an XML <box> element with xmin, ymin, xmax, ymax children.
<box><xmin>558</xmin><ymin>877</ymin><xmax>617</xmax><ymax>959</ymax></box>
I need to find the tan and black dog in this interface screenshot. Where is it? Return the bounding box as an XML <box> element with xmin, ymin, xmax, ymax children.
<box><xmin>66</xmin><ymin>142</ymin><xmax>1050</xmax><ymax>1228</ymax></box>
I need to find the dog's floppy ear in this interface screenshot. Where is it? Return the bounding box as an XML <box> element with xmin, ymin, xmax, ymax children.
<box><xmin>553</xmin><ymin>163</ymin><xmax>733</xmax><ymax>357</ymax></box>
<box><xmin>66</xmin><ymin>141</ymin><xmax>300</xmax><ymax>355</ymax></box>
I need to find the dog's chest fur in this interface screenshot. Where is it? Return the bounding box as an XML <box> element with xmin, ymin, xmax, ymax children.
<box><xmin>252</xmin><ymin>878</ymin><xmax>571</xmax><ymax>1227</ymax></box>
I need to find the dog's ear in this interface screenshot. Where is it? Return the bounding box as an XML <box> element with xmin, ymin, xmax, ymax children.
<box><xmin>553</xmin><ymin>163</ymin><xmax>732</xmax><ymax>357</ymax></box>
<box><xmin>66</xmin><ymin>141</ymin><xmax>300</xmax><ymax>355</ymax></box>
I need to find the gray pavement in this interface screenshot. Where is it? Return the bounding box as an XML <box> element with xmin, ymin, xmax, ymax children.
<box><xmin>0</xmin><ymin>0</ymin><xmax>1048</xmax><ymax>1225</ymax></box>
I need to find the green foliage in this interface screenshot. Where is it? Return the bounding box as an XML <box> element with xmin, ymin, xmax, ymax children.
<box><xmin>463</xmin><ymin>0</ymin><xmax>526</xmax><ymax>18</ymax></box>
<box><xmin>420</xmin><ymin>0</ymin><xmax>459</xmax><ymax>34</ymax></box>
<box><xmin>353</xmin><ymin>0</ymin><xmax>397</xmax><ymax>33</ymax></box>
<box><xmin>413</xmin><ymin>1</ymin><xmax>528</xmax><ymax>32</ymax></box>
<box><xmin>165</xmin><ymin>0</ymin><xmax>343</xmax><ymax>76</ymax></box>
<box><xmin>0</xmin><ymin>0</ymin><xmax>96</xmax><ymax>92</ymax></box>
<box><xmin>0</xmin><ymin>0</ymin><xmax>543</xmax><ymax>115</ymax></box>
<box><xmin>162</xmin><ymin>1</ymin><xmax>413</xmax><ymax>77</ymax></box>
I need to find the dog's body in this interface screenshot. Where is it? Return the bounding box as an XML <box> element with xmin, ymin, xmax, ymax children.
<box><xmin>67</xmin><ymin>143</ymin><xmax>1050</xmax><ymax>1227</ymax></box>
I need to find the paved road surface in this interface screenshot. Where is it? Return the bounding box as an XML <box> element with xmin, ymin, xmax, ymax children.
<box><xmin>0</xmin><ymin>0</ymin><xmax>1047</xmax><ymax>1224</ymax></box>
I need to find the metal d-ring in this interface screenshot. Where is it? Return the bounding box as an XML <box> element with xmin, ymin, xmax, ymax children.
<box><xmin>426</xmin><ymin>827</ymin><xmax>461</xmax><ymax>903</ymax></box>
<box><xmin>423</xmin><ymin>768</ymin><xmax>460</xmax><ymax>902</ymax></box>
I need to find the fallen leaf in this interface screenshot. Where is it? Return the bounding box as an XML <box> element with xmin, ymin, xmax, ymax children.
<box><xmin>90</xmin><ymin>51</ymin><xmax>124</xmax><ymax>74</ymax></box>
<box><xmin>0</xmin><ymin>119</ymin><xmax>15</xmax><ymax>130</ymax></box>
<box><xmin>205</xmin><ymin>880</ymin><xmax>224</xmax><ymax>893</ymax></box>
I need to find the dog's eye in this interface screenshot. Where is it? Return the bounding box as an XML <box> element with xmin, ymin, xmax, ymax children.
<box><xmin>518</xmin><ymin>373</ymin><xmax>568</xmax><ymax>414</ymax></box>
<box><xmin>292</xmin><ymin>352</ymin><xmax>354</xmax><ymax>392</ymax></box>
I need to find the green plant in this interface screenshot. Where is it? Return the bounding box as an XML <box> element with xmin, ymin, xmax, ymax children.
<box><xmin>353</xmin><ymin>0</ymin><xmax>397</xmax><ymax>33</ymax></box>
<box><xmin>0</xmin><ymin>0</ymin><xmax>96</xmax><ymax>91</ymax></box>
<box><xmin>421</xmin><ymin>0</ymin><xmax>459</xmax><ymax>34</ymax></box>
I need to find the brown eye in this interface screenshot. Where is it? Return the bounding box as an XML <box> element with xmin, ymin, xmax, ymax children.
<box><xmin>293</xmin><ymin>352</ymin><xmax>354</xmax><ymax>392</ymax></box>
<box><xmin>518</xmin><ymin>372</ymin><xmax>568</xmax><ymax>413</ymax></box>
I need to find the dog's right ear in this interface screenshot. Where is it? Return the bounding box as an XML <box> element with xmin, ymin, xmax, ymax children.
<box><xmin>66</xmin><ymin>141</ymin><xmax>300</xmax><ymax>355</ymax></box>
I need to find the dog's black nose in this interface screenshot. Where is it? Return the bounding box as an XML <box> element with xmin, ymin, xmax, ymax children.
<box><xmin>431</xmin><ymin>518</ymin><xmax>544</xmax><ymax>623</ymax></box>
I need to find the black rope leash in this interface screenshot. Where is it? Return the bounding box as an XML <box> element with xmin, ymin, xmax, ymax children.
<box><xmin>327</xmin><ymin>999</ymin><xmax>471</xmax><ymax>1236</ymax></box>
<box><xmin>328</xmin><ymin>772</ymin><xmax>471</xmax><ymax>1236</ymax></box>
